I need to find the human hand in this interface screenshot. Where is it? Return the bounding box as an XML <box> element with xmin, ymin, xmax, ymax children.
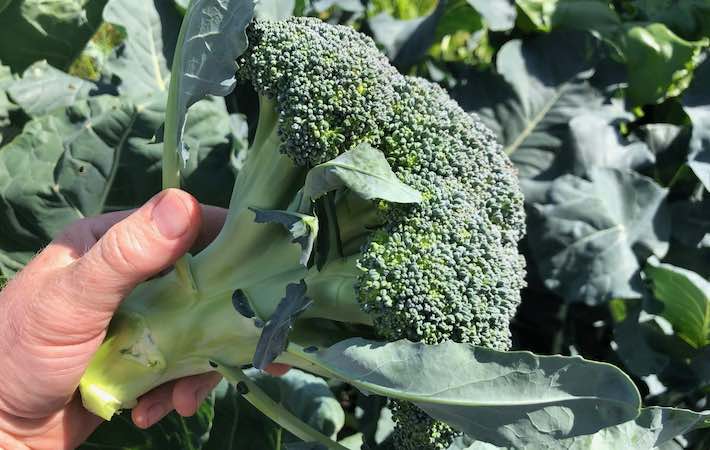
<box><xmin>0</xmin><ymin>189</ymin><xmax>287</xmax><ymax>450</ymax></box>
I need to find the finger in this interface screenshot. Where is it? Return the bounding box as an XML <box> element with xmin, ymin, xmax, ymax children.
<box><xmin>132</xmin><ymin>381</ymin><xmax>177</xmax><ymax>429</ymax></box>
<box><xmin>27</xmin><ymin>210</ymin><xmax>134</xmax><ymax>273</ymax></box>
<box><xmin>172</xmin><ymin>372</ymin><xmax>223</xmax><ymax>417</ymax></box>
<box><xmin>68</xmin><ymin>189</ymin><xmax>201</xmax><ymax>316</ymax></box>
<box><xmin>193</xmin><ymin>205</ymin><xmax>228</xmax><ymax>251</ymax></box>
<box><xmin>265</xmin><ymin>363</ymin><xmax>291</xmax><ymax>377</ymax></box>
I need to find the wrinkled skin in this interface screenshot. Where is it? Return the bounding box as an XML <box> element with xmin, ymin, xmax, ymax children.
<box><xmin>0</xmin><ymin>189</ymin><xmax>286</xmax><ymax>450</ymax></box>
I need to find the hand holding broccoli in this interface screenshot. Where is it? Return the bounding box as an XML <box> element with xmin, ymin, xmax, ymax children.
<box><xmin>0</xmin><ymin>190</ymin><xmax>284</xmax><ymax>449</ymax></box>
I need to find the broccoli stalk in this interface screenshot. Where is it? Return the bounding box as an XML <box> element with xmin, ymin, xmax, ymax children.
<box><xmin>79</xmin><ymin>95</ymin><xmax>374</xmax><ymax>420</ymax></box>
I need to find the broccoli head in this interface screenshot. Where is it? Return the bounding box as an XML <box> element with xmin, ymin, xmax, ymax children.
<box><xmin>79</xmin><ymin>17</ymin><xmax>526</xmax><ymax>450</ymax></box>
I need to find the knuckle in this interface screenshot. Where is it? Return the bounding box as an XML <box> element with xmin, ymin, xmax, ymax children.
<box><xmin>100</xmin><ymin>226</ymin><xmax>146</xmax><ymax>276</ymax></box>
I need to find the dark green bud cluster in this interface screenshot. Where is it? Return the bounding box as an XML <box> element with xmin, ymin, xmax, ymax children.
<box><xmin>238</xmin><ymin>18</ymin><xmax>400</xmax><ymax>166</ymax></box>
<box><xmin>357</xmin><ymin>78</ymin><xmax>526</xmax><ymax>349</ymax></box>
<box><xmin>237</xmin><ymin>17</ymin><xmax>526</xmax><ymax>450</ymax></box>
<box><xmin>390</xmin><ymin>402</ymin><xmax>457</xmax><ymax>450</ymax></box>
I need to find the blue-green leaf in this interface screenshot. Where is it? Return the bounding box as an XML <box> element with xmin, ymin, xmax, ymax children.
<box><xmin>289</xmin><ymin>338</ymin><xmax>642</xmax><ymax>448</ymax></box>
<box><xmin>466</xmin><ymin>0</ymin><xmax>515</xmax><ymax>31</ymax></box>
<box><xmin>254</xmin><ymin>281</ymin><xmax>313</xmax><ymax>370</ymax></box>
<box><xmin>251</xmin><ymin>208</ymin><xmax>319</xmax><ymax>266</ymax></box>
<box><xmin>7</xmin><ymin>60</ymin><xmax>96</xmax><ymax>116</ymax></box>
<box><xmin>205</xmin><ymin>370</ymin><xmax>345</xmax><ymax>449</ymax></box>
<box><xmin>0</xmin><ymin>0</ymin><xmax>107</xmax><ymax>72</ymax></box>
<box><xmin>683</xmin><ymin>56</ymin><xmax>710</xmax><ymax>191</ymax></box>
<box><xmin>103</xmin><ymin>0</ymin><xmax>180</xmax><ymax>98</ymax></box>
<box><xmin>527</xmin><ymin>168</ymin><xmax>670</xmax><ymax>304</ymax></box>
<box><xmin>168</xmin><ymin>0</ymin><xmax>253</xmax><ymax>164</ymax></box>
<box><xmin>304</xmin><ymin>143</ymin><xmax>422</xmax><ymax>204</ymax></box>
<box><xmin>645</xmin><ymin>259</ymin><xmax>710</xmax><ymax>349</ymax></box>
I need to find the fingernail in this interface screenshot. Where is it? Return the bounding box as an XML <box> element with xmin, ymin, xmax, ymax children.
<box><xmin>147</xmin><ymin>403</ymin><xmax>167</xmax><ymax>426</ymax></box>
<box><xmin>134</xmin><ymin>412</ymin><xmax>146</xmax><ymax>428</ymax></box>
<box><xmin>151</xmin><ymin>191</ymin><xmax>191</xmax><ymax>239</ymax></box>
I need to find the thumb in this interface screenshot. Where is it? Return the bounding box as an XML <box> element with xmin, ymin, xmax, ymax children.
<box><xmin>70</xmin><ymin>189</ymin><xmax>201</xmax><ymax>313</ymax></box>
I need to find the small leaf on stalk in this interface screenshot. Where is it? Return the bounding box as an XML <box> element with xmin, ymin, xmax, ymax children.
<box><xmin>169</xmin><ymin>0</ymin><xmax>254</xmax><ymax>163</ymax></box>
<box><xmin>232</xmin><ymin>289</ymin><xmax>255</xmax><ymax>319</ymax></box>
<box><xmin>253</xmin><ymin>281</ymin><xmax>313</xmax><ymax>370</ymax></box>
<box><xmin>251</xmin><ymin>208</ymin><xmax>319</xmax><ymax>266</ymax></box>
<box><xmin>303</xmin><ymin>143</ymin><xmax>422</xmax><ymax>204</ymax></box>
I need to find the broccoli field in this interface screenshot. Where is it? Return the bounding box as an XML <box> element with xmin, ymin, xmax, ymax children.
<box><xmin>0</xmin><ymin>0</ymin><xmax>709</xmax><ymax>449</ymax></box>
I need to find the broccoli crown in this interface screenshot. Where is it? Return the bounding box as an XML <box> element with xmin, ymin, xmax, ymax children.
<box><xmin>238</xmin><ymin>18</ymin><xmax>399</xmax><ymax>166</ymax></box>
<box><xmin>238</xmin><ymin>17</ymin><xmax>526</xmax><ymax>449</ymax></box>
<box><xmin>239</xmin><ymin>16</ymin><xmax>525</xmax><ymax>349</ymax></box>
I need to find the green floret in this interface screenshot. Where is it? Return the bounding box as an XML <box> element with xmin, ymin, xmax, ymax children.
<box><xmin>79</xmin><ymin>17</ymin><xmax>526</xmax><ymax>450</ymax></box>
<box><xmin>238</xmin><ymin>18</ymin><xmax>400</xmax><ymax>166</ymax></box>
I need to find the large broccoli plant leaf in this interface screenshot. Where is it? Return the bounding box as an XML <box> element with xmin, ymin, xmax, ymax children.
<box><xmin>80</xmin><ymin>398</ymin><xmax>215</xmax><ymax>449</ymax></box>
<box><xmin>289</xmin><ymin>338</ymin><xmax>642</xmax><ymax>449</ymax></box>
<box><xmin>204</xmin><ymin>370</ymin><xmax>345</xmax><ymax>450</ymax></box>
<box><xmin>0</xmin><ymin>95</ymin><xmax>240</xmax><ymax>278</ymax></box>
<box><xmin>451</xmin><ymin>31</ymin><xmax>605</xmax><ymax>186</ymax></box>
<box><xmin>453</xmin><ymin>406</ymin><xmax>710</xmax><ymax>449</ymax></box>
<box><xmin>645</xmin><ymin>259</ymin><xmax>710</xmax><ymax>349</ymax></box>
<box><xmin>102</xmin><ymin>0</ymin><xmax>181</xmax><ymax>99</ymax></box>
<box><xmin>527</xmin><ymin>167</ymin><xmax>670</xmax><ymax>304</ymax></box>
<box><xmin>0</xmin><ymin>0</ymin><xmax>108</xmax><ymax>72</ymax></box>
<box><xmin>0</xmin><ymin>62</ymin><xmax>18</xmax><ymax>145</ymax></box>
<box><xmin>7</xmin><ymin>60</ymin><xmax>98</xmax><ymax>116</ymax></box>
<box><xmin>683</xmin><ymin>56</ymin><xmax>710</xmax><ymax>191</ymax></box>
<box><xmin>514</xmin><ymin>0</ymin><xmax>709</xmax><ymax>105</ymax></box>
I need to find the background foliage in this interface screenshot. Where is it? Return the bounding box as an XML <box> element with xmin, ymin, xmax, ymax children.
<box><xmin>0</xmin><ymin>0</ymin><xmax>708</xmax><ymax>448</ymax></box>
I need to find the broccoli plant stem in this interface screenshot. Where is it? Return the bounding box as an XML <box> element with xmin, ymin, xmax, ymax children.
<box><xmin>79</xmin><ymin>96</ymin><xmax>370</xmax><ymax>419</ymax></box>
<box><xmin>162</xmin><ymin>14</ymin><xmax>193</xmax><ymax>286</ymax></box>
<box><xmin>216</xmin><ymin>364</ymin><xmax>350</xmax><ymax>450</ymax></box>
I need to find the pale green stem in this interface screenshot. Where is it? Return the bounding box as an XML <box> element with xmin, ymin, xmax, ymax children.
<box><xmin>215</xmin><ymin>364</ymin><xmax>349</xmax><ymax>450</ymax></box>
<box><xmin>162</xmin><ymin>6</ymin><xmax>193</xmax><ymax>285</ymax></box>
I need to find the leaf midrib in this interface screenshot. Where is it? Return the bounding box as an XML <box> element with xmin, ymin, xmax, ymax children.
<box><xmin>504</xmin><ymin>79</ymin><xmax>575</xmax><ymax>156</ymax></box>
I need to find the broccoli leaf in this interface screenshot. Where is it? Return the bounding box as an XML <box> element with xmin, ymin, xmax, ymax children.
<box><xmin>80</xmin><ymin>400</ymin><xmax>215</xmax><ymax>449</ymax></box>
<box><xmin>452</xmin><ymin>32</ymin><xmax>605</xmax><ymax>184</ymax></box>
<box><xmin>205</xmin><ymin>370</ymin><xmax>345</xmax><ymax>450</ymax></box>
<box><xmin>0</xmin><ymin>95</ymin><xmax>239</xmax><ymax>278</ymax></box>
<box><xmin>7</xmin><ymin>61</ymin><xmax>98</xmax><ymax>116</ymax></box>
<box><xmin>166</xmin><ymin>0</ymin><xmax>253</xmax><ymax>166</ymax></box>
<box><xmin>303</xmin><ymin>143</ymin><xmax>422</xmax><ymax>204</ymax></box>
<box><xmin>102</xmin><ymin>0</ymin><xmax>180</xmax><ymax>99</ymax></box>
<box><xmin>447</xmin><ymin>407</ymin><xmax>710</xmax><ymax>449</ymax></box>
<box><xmin>0</xmin><ymin>0</ymin><xmax>107</xmax><ymax>73</ymax></box>
<box><xmin>254</xmin><ymin>281</ymin><xmax>313</xmax><ymax>370</ymax></box>
<box><xmin>527</xmin><ymin>168</ymin><xmax>670</xmax><ymax>304</ymax></box>
<box><xmin>683</xmin><ymin>56</ymin><xmax>710</xmax><ymax>191</ymax></box>
<box><xmin>251</xmin><ymin>208</ymin><xmax>319</xmax><ymax>266</ymax></box>
<box><xmin>368</xmin><ymin>0</ymin><xmax>447</xmax><ymax>70</ymax></box>
<box><xmin>645</xmin><ymin>259</ymin><xmax>710</xmax><ymax>349</ymax></box>
<box><xmin>290</xmin><ymin>338</ymin><xmax>642</xmax><ymax>448</ymax></box>
<box><xmin>465</xmin><ymin>0</ymin><xmax>515</xmax><ymax>31</ymax></box>
<box><xmin>567</xmin><ymin>110</ymin><xmax>654</xmax><ymax>177</ymax></box>
<box><xmin>0</xmin><ymin>62</ymin><xmax>18</xmax><ymax>145</ymax></box>
<box><xmin>616</xmin><ymin>23</ymin><xmax>708</xmax><ymax>105</ymax></box>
